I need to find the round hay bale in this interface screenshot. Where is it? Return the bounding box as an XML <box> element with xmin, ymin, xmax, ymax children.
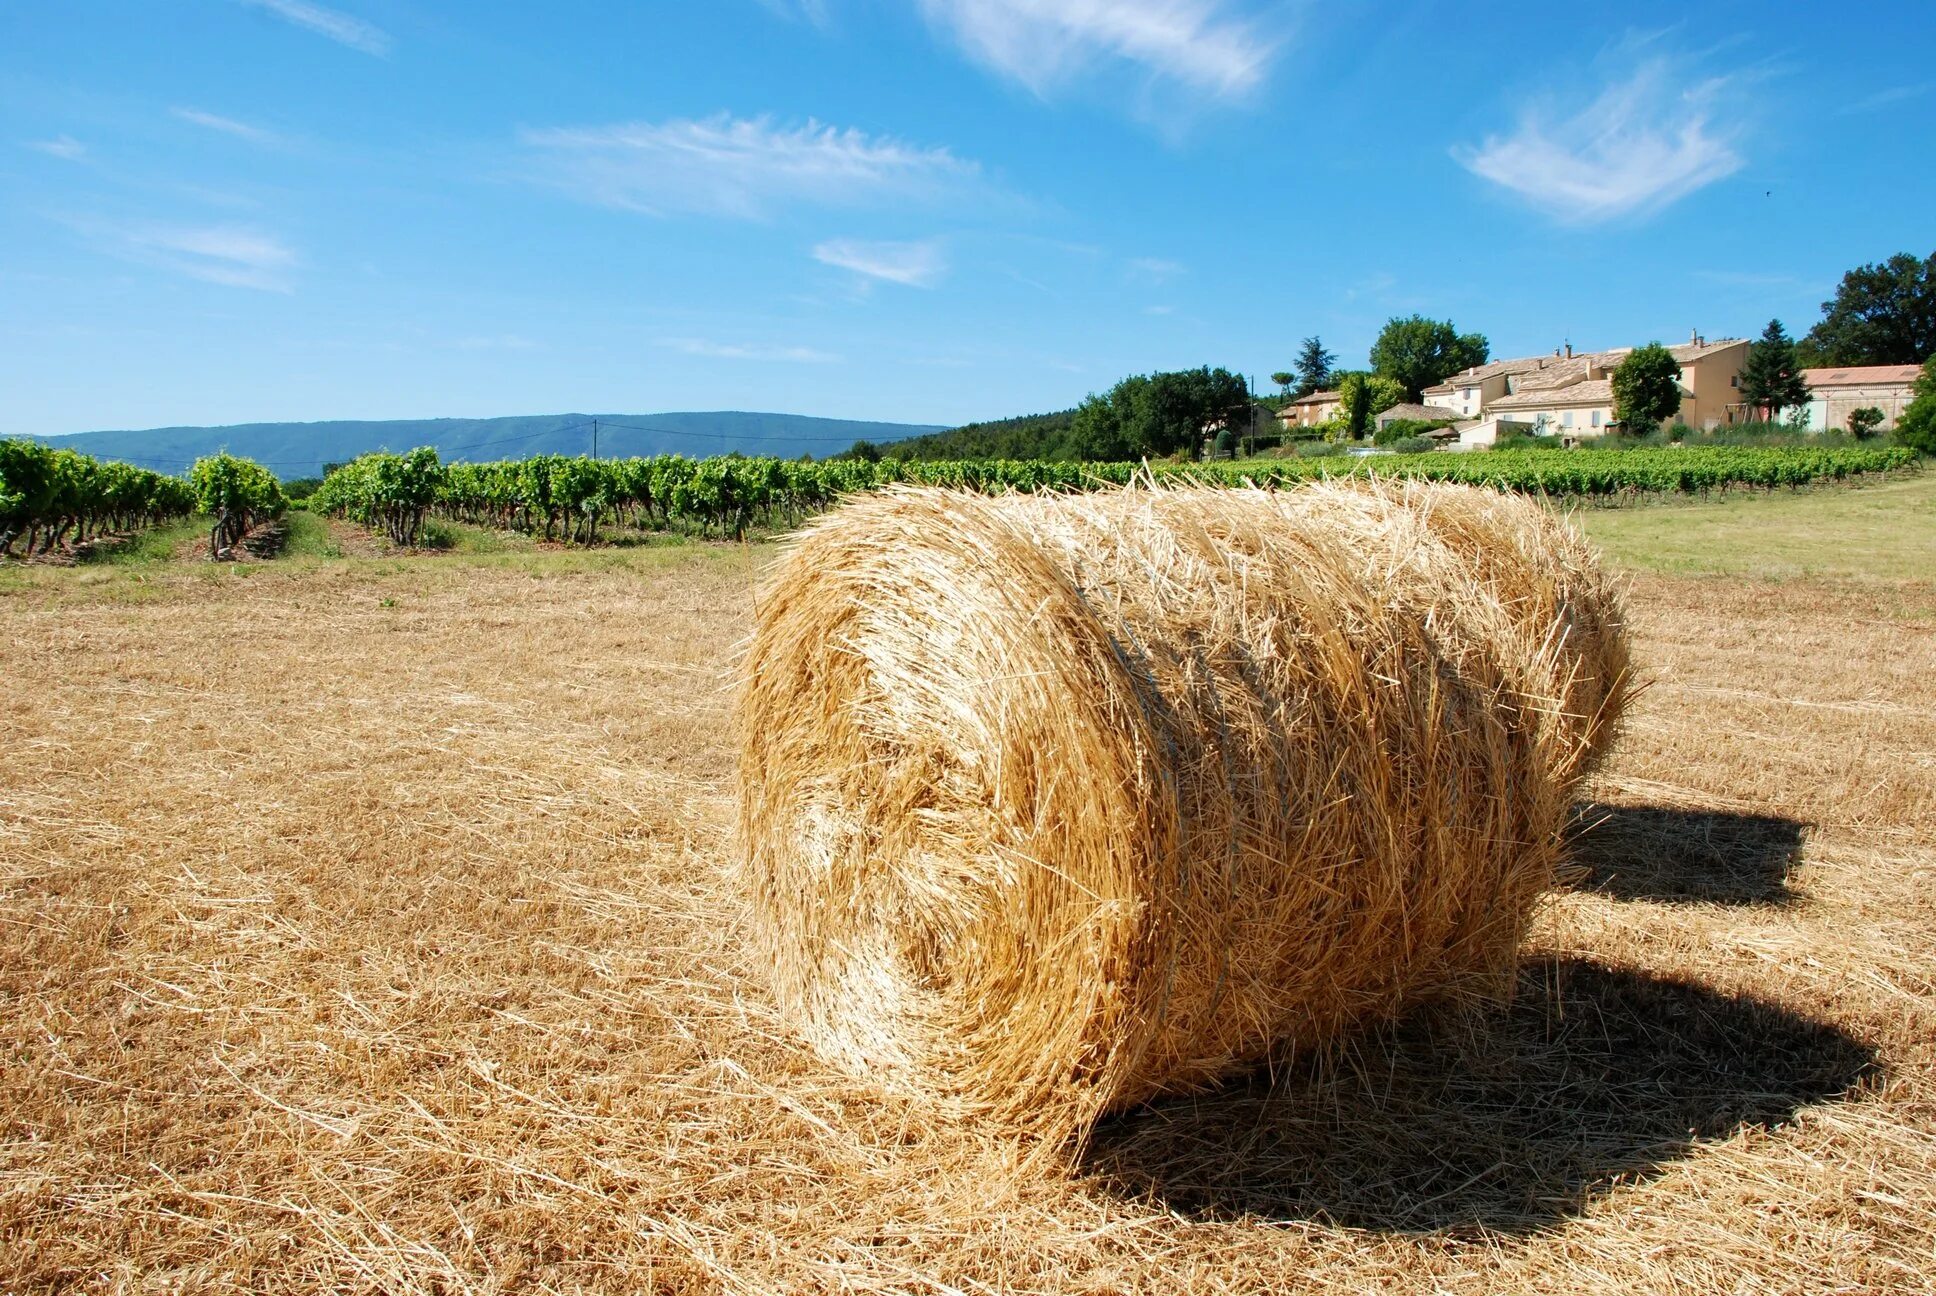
<box><xmin>736</xmin><ymin>482</ymin><xmax>1625</xmax><ymax>1141</ymax></box>
<box><xmin>1384</xmin><ymin>480</ymin><xmax>1632</xmax><ymax>777</ymax></box>
<box><xmin>1274</xmin><ymin>480</ymin><xmax>1632</xmax><ymax>780</ymax></box>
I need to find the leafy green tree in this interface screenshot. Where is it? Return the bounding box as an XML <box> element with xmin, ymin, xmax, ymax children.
<box><xmin>1369</xmin><ymin>315</ymin><xmax>1490</xmax><ymax>401</ymax></box>
<box><xmin>1270</xmin><ymin>370</ymin><xmax>1294</xmax><ymax>396</ymax></box>
<box><xmin>1068</xmin><ymin>366</ymin><xmax>1251</xmax><ymax>460</ymax></box>
<box><xmin>1333</xmin><ymin>371</ymin><xmax>1405</xmax><ymax>440</ymax></box>
<box><xmin>1893</xmin><ymin>357</ymin><xmax>1936</xmax><ymax>454</ymax></box>
<box><xmin>1846</xmin><ymin>406</ymin><xmax>1885</xmax><ymax>440</ymax></box>
<box><xmin>1292</xmin><ymin>336</ymin><xmax>1337</xmax><ymax>397</ymax></box>
<box><xmin>1610</xmin><ymin>343</ymin><xmax>1684</xmax><ymax>434</ymax></box>
<box><xmin>1800</xmin><ymin>251</ymin><xmax>1936</xmax><ymax>366</ymax></box>
<box><xmin>1739</xmin><ymin>319</ymin><xmax>1813</xmax><ymax>423</ymax></box>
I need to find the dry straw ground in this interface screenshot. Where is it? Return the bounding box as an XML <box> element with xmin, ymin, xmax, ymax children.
<box><xmin>3</xmin><ymin>488</ymin><xmax>1934</xmax><ymax>1294</ymax></box>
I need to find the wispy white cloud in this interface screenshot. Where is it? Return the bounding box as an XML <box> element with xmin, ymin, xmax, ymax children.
<box><xmin>451</xmin><ymin>334</ymin><xmax>540</xmax><ymax>351</ymax></box>
<box><xmin>756</xmin><ymin>0</ymin><xmax>831</xmax><ymax>26</ymax></box>
<box><xmin>917</xmin><ymin>0</ymin><xmax>1273</xmax><ymax>98</ymax></box>
<box><xmin>171</xmin><ymin>107</ymin><xmax>279</xmax><ymax>145</ymax></box>
<box><xmin>660</xmin><ymin>337</ymin><xmax>842</xmax><ymax>364</ymax></box>
<box><xmin>81</xmin><ymin>221</ymin><xmax>298</xmax><ymax>291</ymax></box>
<box><xmin>26</xmin><ymin>135</ymin><xmax>87</xmax><ymax>160</ymax></box>
<box><xmin>1129</xmin><ymin>256</ymin><xmax>1184</xmax><ymax>280</ymax></box>
<box><xmin>813</xmin><ymin>237</ymin><xmax>946</xmax><ymax>287</ymax></box>
<box><xmin>1343</xmin><ymin>270</ymin><xmax>1395</xmax><ymax>302</ymax></box>
<box><xmin>1835</xmin><ymin>82</ymin><xmax>1930</xmax><ymax>116</ymax></box>
<box><xmin>1142</xmin><ymin>304</ymin><xmax>1174</xmax><ymax>315</ymax></box>
<box><xmin>239</xmin><ymin>0</ymin><xmax>391</xmax><ymax>56</ymax></box>
<box><xmin>1454</xmin><ymin>60</ymin><xmax>1743</xmax><ymax>223</ymax></box>
<box><xmin>520</xmin><ymin>115</ymin><xmax>978</xmax><ymax>219</ymax></box>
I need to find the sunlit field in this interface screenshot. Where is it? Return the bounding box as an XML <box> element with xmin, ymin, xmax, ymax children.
<box><xmin>3</xmin><ymin>478</ymin><xmax>1933</xmax><ymax>1294</ymax></box>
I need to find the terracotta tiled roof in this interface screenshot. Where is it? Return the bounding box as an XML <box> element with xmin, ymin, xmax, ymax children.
<box><xmin>1801</xmin><ymin>365</ymin><xmax>1920</xmax><ymax>387</ymax></box>
<box><xmin>1436</xmin><ymin>339</ymin><xmax>1747</xmax><ymax>394</ymax></box>
<box><xmin>1376</xmin><ymin>402</ymin><xmax>1463</xmax><ymax>423</ymax></box>
<box><xmin>1488</xmin><ymin>378</ymin><xmax>1615</xmax><ymax>412</ymax></box>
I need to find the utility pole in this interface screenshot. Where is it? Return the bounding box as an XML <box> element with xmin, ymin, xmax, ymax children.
<box><xmin>591</xmin><ymin>419</ymin><xmax>599</xmax><ymax>460</ymax></box>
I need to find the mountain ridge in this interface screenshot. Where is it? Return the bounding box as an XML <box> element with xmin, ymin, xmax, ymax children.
<box><xmin>34</xmin><ymin>411</ymin><xmax>947</xmax><ymax>478</ymax></box>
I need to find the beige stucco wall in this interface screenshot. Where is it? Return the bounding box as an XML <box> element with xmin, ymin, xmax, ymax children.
<box><xmin>1677</xmin><ymin>342</ymin><xmax>1749</xmax><ymax>428</ymax></box>
<box><xmin>1488</xmin><ymin>401</ymin><xmax>1616</xmax><ymax>435</ymax></box>
<box><xmin>1804</xmin><ymin>383</ymin><xmax>1915</xmax><ymax>431</ymax></box>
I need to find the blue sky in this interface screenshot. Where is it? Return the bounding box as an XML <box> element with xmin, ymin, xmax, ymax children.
<box><xmin>3</xmin><ymin>1</ymin><xmax>1933</xmax><ymax>436</ymax></box>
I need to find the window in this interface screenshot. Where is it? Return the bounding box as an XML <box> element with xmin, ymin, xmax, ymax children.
<box><xmin>1730</xmin><ymin>375</ymin><xmax>1738</xmax><ymax>388</ymax></box>
<box><xmin>1591</xmin><ymin>410</ymin><xmax>1601</xmax><ymax>428</ymax></box>
<box><xmin>1561</xmin><ymin>411</ymin><xmax>1574</xmax><ymax>427</ymax></box>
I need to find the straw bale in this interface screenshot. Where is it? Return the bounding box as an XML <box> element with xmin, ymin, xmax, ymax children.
<box><xmin>736</xmin><ymin>482</ymin><xmax>1630</xmax><ymax>1141</ymax></box>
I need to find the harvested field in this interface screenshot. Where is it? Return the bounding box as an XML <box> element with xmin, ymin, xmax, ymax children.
<box><xmin>3</xmin><ymin>485</ymin><xmax>1935</xmax><ymax>1294</ymax></box>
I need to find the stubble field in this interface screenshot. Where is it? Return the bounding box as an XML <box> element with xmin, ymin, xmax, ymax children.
<box><xmin>3</xmin><ymin>478</ymin><xmax>1934</xmax><ymax>1294</ymax></box>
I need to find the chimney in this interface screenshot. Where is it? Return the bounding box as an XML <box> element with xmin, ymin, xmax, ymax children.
<box><xmin>1564</xmin><ymin>342</ymin><xmax>1573</xmax><ymax>359</ymax></box>
<box><xmin>1691</xmin><ymin>327</ymin><xmax>1699</xmax><ymax>345</ymax></box>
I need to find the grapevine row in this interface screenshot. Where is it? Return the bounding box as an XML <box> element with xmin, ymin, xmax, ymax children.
<box><xmin>0</xmin><ymin>439</ymin><xmax>197</xmax><ymax>557</ymax></box>
<box><xmin>188</xmin><ymin>454</ymin><xmax>289</xmax><ymax>556</ymax></box>
<box><xmin>312</xmin><ymin>444</ymin><xmax>1920</xmax><ymax>544</ymax></box>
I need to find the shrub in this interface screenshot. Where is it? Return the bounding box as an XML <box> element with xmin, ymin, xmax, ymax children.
<box><xmin>1390</xmin><ymin>436</ymin><xmax>1440</xmax><ymax>455</ymax></box>
<box><xmin>1492</xmin><ymin>433</ymin><xmax>1564</xmax><ymax>452</ymax></box>
<box><xmin>1374</xmin><ymin>418</ymin><xmax>1455</xmax><ymax>447</ymax></box>
<box><xmin>1846</xmin><ymin>407</ymin><xmax>1885</xmax><ymax>440</ymax></box>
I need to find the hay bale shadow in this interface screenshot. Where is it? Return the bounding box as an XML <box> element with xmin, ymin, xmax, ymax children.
<box><xmin>1083</xmin><ymin>959</ymin><xmax>1874</xmax><ymax>1235</ymax></box>
<box><xmin>1566</xmin><ymin>802</ymin><xmax>1807</xmax><ymax>904</ymax></box>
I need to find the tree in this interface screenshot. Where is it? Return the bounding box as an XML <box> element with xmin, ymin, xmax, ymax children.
<box><xmin>1893</xmin><ymin>356</ymin><xmax>1936</xmax><ymax>454</ymax></box>
<box><xmin>1800</xmin><ymin>251</ymin><xmax>1936</xmax><ymax>366</ymax></box>
<box><xmin>1369</xmin><ymin>315</ymin><xmax>1490</xmax><ymax>401</ymax></box>
<box><xmin>1270</xmin><ymin>371</ymin><xmax>1294</xmax><ymax>396</ymax></box>
<box><xmin>1068</xmin><ymin>366</ymin><xmax>1251</xmax><ymax>460</ymax></box>
<box><xmin>1333</xmin><ymin>371</ymin><xmax>1405</xmax><ymax>440</ymax></box>
<box><xmin>1739</xmin><ymin>319</ymin><xmax>1813</xmax><ymax>423</ymax></box>
<box><xmin>1846</xmin><ymin>406</ymin><xmax>1885</xmax><ymax>440</ymax></box>
<box><xmin>1610</xmin><ymin>343</ymin><xmax>1684</xmax><ymax>434</ymax></box>
<box><xmin>1292</xmin><ymin>336</ymin><xmax>1336</xmax><ymax>397</ymax></box>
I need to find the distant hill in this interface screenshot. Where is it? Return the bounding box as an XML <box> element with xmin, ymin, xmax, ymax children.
<box><xmin>881</xmin><ymin>408</ymin><xmax>1082</xmax><ymax>460</ymax></box>
<box><xmin>36</xmin><ymin>411</ymin><xmax>947</xmax><ymax>479</ymax></box>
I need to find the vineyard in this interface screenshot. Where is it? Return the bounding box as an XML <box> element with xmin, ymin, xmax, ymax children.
<box><xmin>0</xmin><ymin>439</ymin><xmax>196</xmax><ymax>556</ymax></box>
<box><xmin>310</xmin><ymin>444</ymin><xmax>1921</xmax><ymax>543</ymax></box>
<box><xmin>4</xmin><ymin>438</ymin><xmax>1920</xmax><ymax>557</ymax></box>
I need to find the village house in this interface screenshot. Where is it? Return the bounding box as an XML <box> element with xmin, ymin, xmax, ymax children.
<box><xmin>1276</xmin><ymin>388</ymin><xmax>1341</xmax><ymax>429</ymax></box>
<box><xmin>1800</xmin><ymin>365</ymin><xmax>1922</xmax><ymax>432</ymax></box>
<box><xmin>1428</xmin><ymin>333</ymin><xmax>1752</xmax><ymax>448</ymax></box>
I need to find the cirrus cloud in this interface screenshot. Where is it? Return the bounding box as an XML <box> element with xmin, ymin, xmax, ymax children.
<box><xmin>916</xmin><ymin>0</ymin><xmax>1274</xmax><ymax>98</ymax></box>
<box><xmin>172</xmin><ymin>107</ymin><xmax>279</xmax><ymax>145</ymax></box>
<box><xmin>238</xmin><ymin>0</ymin><xmax>391</xmax><ymax>55</ymax></box>
<box><xmin>813</xmin><ymin>237</ymin><xmax>946</xmax><ymax>287</ymax></box>
<box><xmin>659</xmin><ymin>337</ymin><xmax>842</xmax><ymax>364</ymax></box>
<box><xmin>1455</xmin><ymin>61</ymin><xmax>1744</xmax><ymax>223</ymax></box>
<box><xmin>73</xmin><ymin>220</ymin><xmax>299</xmax><ymax>292</ymax></box>
<box><xmin>27</xmin><ymin>135</ymin><xmax>88</xmax><ymax>160</ymax></box>
<box><xmin>520</xmin><ymin>115</ymin><xmax>979</xmax><ymax>220</ymax></box>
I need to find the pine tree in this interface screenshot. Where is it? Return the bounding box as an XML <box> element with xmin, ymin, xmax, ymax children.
<box><xmin>1738</xmin><ymin>319</ymin><xmax>1812</xmax><ymax>423</ymax></box>
<box><xmin>1292</xmin><ymin>336</ymin><xmax>1336</xmax><ymax>397</ymax></box>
